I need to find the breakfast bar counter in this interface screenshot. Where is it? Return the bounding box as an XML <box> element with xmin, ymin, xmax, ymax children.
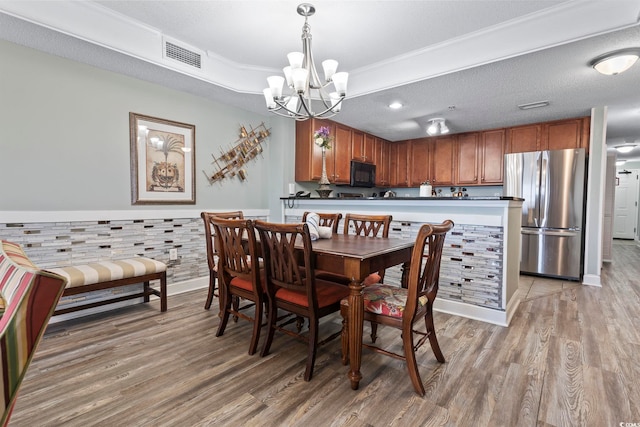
<box><xmin>281</xmin><ymin>196</ymin><xmax>523</xmax><ymax>326</ymax></box>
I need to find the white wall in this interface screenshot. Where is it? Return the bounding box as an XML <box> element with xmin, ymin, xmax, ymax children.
<box><xmin>583</xmin><ymin>106</ymin><xmax>607</xmax><ymax>286</ymax></box>
<box><xmin>0</xmin><ymin>39</ymin><xmax>295</xmax><ymax>212</ymax></box>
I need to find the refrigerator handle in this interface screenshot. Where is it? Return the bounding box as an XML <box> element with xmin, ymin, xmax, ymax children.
<box><xmin>538</xmin><ymin>151</ymin><xmax>548</xmax><ymax>227</ymax></box>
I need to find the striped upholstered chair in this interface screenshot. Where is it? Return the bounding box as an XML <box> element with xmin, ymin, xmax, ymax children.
<box><xmin>0</xmin><ymin>240</ymin><xmax>67</xmax><ymax>426</ymax></box>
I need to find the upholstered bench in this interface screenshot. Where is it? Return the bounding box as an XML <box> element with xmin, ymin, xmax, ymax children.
<box><xmin>48</xmin><ymin>257</ymin><xmax>167</xmax><ymax>316</ymax></box>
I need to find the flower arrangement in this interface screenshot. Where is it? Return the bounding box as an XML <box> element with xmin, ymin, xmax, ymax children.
<box><xmin>313</xmin><ymin>126</ymin><xmax>332</xmax><ymax>150</ymax></box>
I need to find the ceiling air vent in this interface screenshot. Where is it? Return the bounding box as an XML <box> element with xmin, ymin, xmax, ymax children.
<box><xmin>164</xmin><ymin>41</ymin><xmax>201</xmax><ymax>69</ymax></box>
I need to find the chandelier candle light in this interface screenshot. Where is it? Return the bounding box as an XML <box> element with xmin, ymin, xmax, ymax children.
<box><xmin>263</xmin><ymin>3</ymin><xmax>348</xmax><ymax>121</ymax></box>
<box><xmin>314</xmin><ymin>126</ymin><xmax>332</xmax><ymax>198</ymax></box>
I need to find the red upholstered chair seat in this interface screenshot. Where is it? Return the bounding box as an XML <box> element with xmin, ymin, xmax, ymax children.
<box><xmin>229</xmin><ymin>269</ymin><xmax>266</xmax><ymax>293</ymax></box>
<box><xmin>275</xmin><ymin>279</ymin><xmax>350</xmax><ymax>308</ymax></box>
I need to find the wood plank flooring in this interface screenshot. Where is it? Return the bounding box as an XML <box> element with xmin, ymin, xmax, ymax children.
<box><xmin>10</xmin><ymin>241</ymin><xmax>640</xmax><ymax>426</ymax></box>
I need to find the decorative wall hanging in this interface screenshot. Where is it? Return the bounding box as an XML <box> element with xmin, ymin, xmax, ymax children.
<box><xmin>129</xmin><ymin>112</ymin><xmax>196</xmax><ymax>205</ymax></box>
<box><xmin>204</xmin><ymin>122</ymin><xmax>270</xmax><ymax>184</ymax></box>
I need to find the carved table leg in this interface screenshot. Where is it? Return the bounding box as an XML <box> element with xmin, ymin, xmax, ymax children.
<box><xmin>341</xmin><ymin>311</ymin><xmax>349</xmax><ymax>365</ymax></box>
<box><xmin>347</xmin><ymin>280</ymin><xmax>364</xmax><ymax>390</ymax></box>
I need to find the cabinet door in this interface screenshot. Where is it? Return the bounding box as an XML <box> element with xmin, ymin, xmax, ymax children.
<box><xmin>375</xmin><ymin>138</ymin><xmax>389</xmax><ymax>186</ymax></box>
<box><xmin>333</xmin><ymin>124</ymin><xmax>352</xmax><ymax>184</ymax></box>
<box><xmin>410</xmin><ymin>139</ymin><xmax>431</xmax><ymax>186</ymax></box>
<box><xmin>432</xmin><ymin>136</ymin><xmax>456</xmax><ymax>186</ymax></box>
<box><xmin>481</xmin><ymin>129</ymin><xmax>505</xmax><ymax>184</ymax></box>
<box><xmin>544</xmin><ymin>118</ymin><xmax>583</xmax><ymax>151</ymax></box>
<box><xmin>389</xmin><ymin>141</ymin><xmax>409</xmax><ymax>187</ymax></box>
<box><xmin>362</xmin><ymin>134</ymin><xmax>375</xmax><ymax>163</ymax></box>
<box><xmin>295</xmin><ymin>118</ymin><xmax>334</xmax><ymax>181</ymax></box>
<box><xmin>456</xmin><ymin>133</ymin><xmax>479</xmax><ymax>185</ymax></box>
<box><xmin>351</xmin><ymin>130</ymin><xmax>365</xmax><ymax>162</ymax></box>
<box><xmin>507</xmin><ymin>124</ymin><xmax>540</xmax><ymax>153</ymax></box>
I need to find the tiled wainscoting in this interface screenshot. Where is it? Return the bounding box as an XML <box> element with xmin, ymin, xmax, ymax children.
<box><xmin>0</xmin><ymin>210</ymin><xmax>269</xmax><ymax>316</ymax></box>
<box><xmin>387</xmin><ymin>222</ymin><xmax>504</xmax><ymax>310</ymax></box>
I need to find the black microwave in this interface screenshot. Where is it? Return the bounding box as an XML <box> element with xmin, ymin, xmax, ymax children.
<box><xmin>350</xmin><ymin>160</ymin><xmax>376</xmax><ymax>187</ymax></box>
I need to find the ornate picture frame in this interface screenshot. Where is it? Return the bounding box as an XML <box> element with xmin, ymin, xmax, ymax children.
<box><xmin>129</xmin><ymin>113</ymin><xmax>196</xmax><ymax>205</ymax></box>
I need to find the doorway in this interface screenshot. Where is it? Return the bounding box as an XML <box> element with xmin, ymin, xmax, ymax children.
<box><xmin>613</xmin><ymin>168</ymin><xmax>639</xmax><ymax>239</ymax></box>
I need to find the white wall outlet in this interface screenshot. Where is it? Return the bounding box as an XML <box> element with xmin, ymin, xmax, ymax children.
<box><xmin>169</xmin><ymin>248</ymin><xmax>178</xmax><ymax>260</ymax></box>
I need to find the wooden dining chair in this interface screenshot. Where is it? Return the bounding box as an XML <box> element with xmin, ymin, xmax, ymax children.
<box><xmin>211</xmin><ymin>216</ymin><xmax>264</xmax><ymax>355</ymax></box>
<box><xmin>201</xmin><ymin>211</ymin><xmax>244</xmax><ymax>310</ymax></box>
<box><xmin>316</xmin><ymin>213</ymin><xmax>392</xmax><ymax>287</ymax></box>
<box><xmin>340</xmin><ymin>220</ymin><xmax>454</xmax><ymax>396</ymax></box>
<box><xmin>302</xmin><ymin>211</ymin><xmax>343</xmax><ymax>233</ymax></box>
<box><xmin>254</xmin><ymin>220</ymin><xmax>350</xmax><ymax>381</ymax></box>
<box><xmin>343</xmin><ymin>213</ymin><xmax>392</xmax><ymax>283</ymax></box>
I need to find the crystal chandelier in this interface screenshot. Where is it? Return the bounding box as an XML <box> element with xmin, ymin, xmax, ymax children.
<box><xmin>263</xmin><ymin>3</ymin><xmax>348</xmax><ymax>121</ymax></box>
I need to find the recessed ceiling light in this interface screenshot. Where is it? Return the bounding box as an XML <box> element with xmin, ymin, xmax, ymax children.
<box><xmin>517</xmin><ymin>101</ymin><xmax>550</xmax><ymax>110</ymax></box>
<box><xmin>591</xmin><ymin>48</ymin><xmax>640</xmax><ymax>75</ymax></box>
<box><xmin>389</xmin><ymin>102</ymin><xmax>403</xmax><ymax>109</ymax></box>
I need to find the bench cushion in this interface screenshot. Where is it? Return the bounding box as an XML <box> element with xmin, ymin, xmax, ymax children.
<box><xmin>48</xmin><ymin>257</ymin><xmax>167</xmax><ymax>288</ymax></box>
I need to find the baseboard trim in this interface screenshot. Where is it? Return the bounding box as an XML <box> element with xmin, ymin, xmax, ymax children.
<box><xmin>581</xmin><ymin>274</ymin><xmax>602</xmax><ymax>287</ymax></box>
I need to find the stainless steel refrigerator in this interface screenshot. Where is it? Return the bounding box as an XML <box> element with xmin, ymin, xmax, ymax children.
<box><xmin>503</xmin><ymin>148</ymin><xmax>586</xmax><ymax>280</ymax></box>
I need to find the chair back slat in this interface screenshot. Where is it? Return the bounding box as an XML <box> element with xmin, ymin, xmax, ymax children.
<box><xmin>404</xmin><ymin>220</ymin><xmax>454</xmax><ymax>323</ymax></box>
<box><xmin>210</xmin><ymin>217</ymin><xmax>259</xmax><ymax>292</ymax></box>
<box><xmin>302</xmin><ymin>212</ymin><xmax>343</xmax><ymax>233</ymax></box>
<box><xmin>200</xmin><ymin>211</ymin><xmax>244</xmax><ymax>270</ymax></box>
<box><xmin>255</xmin><ymin>221</ymin><xmax>316</xmax><ymax>308</ymax></box>
<box><xmin>343</xmin><ymin>213</ymin><xmax>392</xmax><ymax>238</ymax></box>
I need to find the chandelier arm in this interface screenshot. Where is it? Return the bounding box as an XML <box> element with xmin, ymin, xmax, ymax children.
<box><xmin>270</xmin><ymin>96</ymin><xmax>341</xmax><ymax>121</ymax></box>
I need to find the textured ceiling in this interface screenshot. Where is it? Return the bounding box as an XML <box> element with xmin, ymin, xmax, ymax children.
<box><xmin>1</xmin><ymin>1</ymin><xmax>640</xmax><ymax>160</ymax></box>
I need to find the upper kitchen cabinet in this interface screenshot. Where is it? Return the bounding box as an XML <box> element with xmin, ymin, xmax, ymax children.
<box><xmin>507</xmin><ymin>123</ymin><xmax>540</xmax><ymax>153</ymax></box>
<box><xmin>456</xmin><ymin>133</ymin><xmax>480</xmax><ymax>185</ymax></box>
<box><xmin>353</xmin><ymin>133</ymin><xmax>375</xmax><ymax>163</ymax></box>
<box><xmin>454</xmin><ymin>130</ymin><xmax>504</xmax><ymax>186</ymax></box>
<box><xmin>480</xmin><ymin>129</ymin><xmax>506</xmax><ymax>184</ymax></box>
<box><xmin>507</xmin><ymin>117</ymin><xmax>590</xmax><ymax>153</ymax></box>
<box><xmin>295</xmin><ymin>118</ymin><xmax>335</xmax><ymax>182</ymax></box>
<box><xmin>431</xmin><ymin>136</ymin><xmax>456</xmax><ymax>186</ymax></box>
<box><xmin>332</xmin><ymin>123</ymin><xmax>353</xmax><ymax>184</ymax></box>
<box><xmin>389</xmin><ymin>140</ymin><xmax>409</xmax><ymax>187</ymax></box>
<box><xmin>543</xmin><ymin>117</ymin><xmax>590</xmax><ymax>152</ymax></box>
<box><xmin>409</xmin><ymin>138</ymin><xmax>431</xmax><ymax>186</ymax></box>
<box><xmin>374</xmin><ymin>137</ymin><xmax>390</xmax><ymax>187</ymax></box>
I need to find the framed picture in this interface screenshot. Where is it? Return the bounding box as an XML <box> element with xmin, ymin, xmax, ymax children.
<box><xmin>129</xmin><ymin>113</ymin><xmax>196</xmax><ymax>205</ymax></box>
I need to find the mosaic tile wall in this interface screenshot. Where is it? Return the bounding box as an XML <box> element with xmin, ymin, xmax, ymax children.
<box><xmin>0</xmin><ymin>215</ymin><xmax>266</xmax><ymax>308</ymax></box>
<box><xmin>286</xmin><ymin>215</ymin><xmax>505</xmax><ymax>310</ymax></box>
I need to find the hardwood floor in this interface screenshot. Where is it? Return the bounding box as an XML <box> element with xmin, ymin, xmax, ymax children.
<box><xmin>10</xmin><ymin>241</ymin><xmax>640</xmax><ymax>426</ymax></box>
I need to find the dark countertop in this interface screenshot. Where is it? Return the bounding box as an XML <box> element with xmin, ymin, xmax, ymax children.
<box><xmin>280</xmin><ymin>196</ymin><xmax>524</xmax><ymax>201</ymax></box>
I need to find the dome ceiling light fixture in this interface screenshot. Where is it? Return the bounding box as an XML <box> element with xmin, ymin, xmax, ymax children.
<box><xmin>426</xmin><ymin>118</ymin><xmax>449</xmax><ymax>136</ymax></box>
<box><xmin>615</xmin><ymin>144</ymin><xmax>637</xmax><ymax>153</ymax></box>
<box><xmin>263</xmin><ymin>3</ymin><xmax>348</xmax><ymax>121</ymax></box>
<box><xmin>590</xmin><ymin>48</ymin><xmax>640</xmax><ymax>75</ymax></box>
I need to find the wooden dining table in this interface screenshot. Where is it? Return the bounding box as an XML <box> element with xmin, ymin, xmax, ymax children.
<box><xmin>305</xmin><ymin>234</ymin><xmax>415</xmax><ymax>390</ymax></box>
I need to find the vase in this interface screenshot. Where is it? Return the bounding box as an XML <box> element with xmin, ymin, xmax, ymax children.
<box><xmin>316</xmin><ymin>148</ymin><xmax>332</xmax><ymax>198</ymax></box>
